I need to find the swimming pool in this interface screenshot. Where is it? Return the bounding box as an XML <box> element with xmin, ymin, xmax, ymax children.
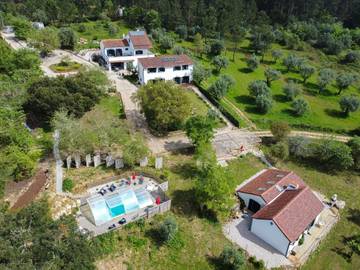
<box><xmin>87</xmin><ymin>187</ymin><xmax>154</xmax><ymax>225</ymax></box>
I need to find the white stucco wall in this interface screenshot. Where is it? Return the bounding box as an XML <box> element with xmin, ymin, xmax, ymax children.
<box><xmin>237</xmin><ymin>192</ymin><xmax>266</xmax><ymax>208</ymax></box>
<box><xmin>139</xmin><ymin>64</ymin><xmax>193</xmax><ymax>85</ymax></box>
<box><xmin>251</xmin><ymin>219</ymin><xmax>290</xmax><ymax>256</ymax></box>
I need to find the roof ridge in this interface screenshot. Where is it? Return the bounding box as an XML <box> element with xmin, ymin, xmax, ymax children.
<box><xmin>260</xmin><ymin>170</ymin><xmax>292</xmax><ymax>197</ymax></box>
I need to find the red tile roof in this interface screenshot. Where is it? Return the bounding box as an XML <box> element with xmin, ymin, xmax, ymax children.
<box><xmin>101</xmin><ymin>39</ymin><xmax>129</xmax><ymax>48</ymax></box>
<box><xmin>129</xmin><ymin>32</ymin><xmax>152</xmax><ymax>49</ymax></box>
<box><xmin>252</xmin><ymin>187</ymin><xmax>324</xmax><ymax>242</ymax></box>
<box><xmin>138</xmin><ymin>54</ymin><xmax>193</xmax><ymax>69</ymax></box>
<box><xmin>238</xmin><ymin>169</ymin><xmax>306</xmax><ymax>203</ymax></box>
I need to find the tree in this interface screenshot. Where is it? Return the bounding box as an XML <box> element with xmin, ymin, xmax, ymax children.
<box><xmin>58</xmin><ymin>27</ymin><xmax>77</xmax><ymax>50</ymax></box>
<box><xmin>29</xmin><ymin>27</ymin><xmax>59</xmax><ymax>56</ymax></box>
<box><xmin>219</xmin><ymin>245</ymin><xmax>245</xmax><ymax>270</ymax></box>
<box><xmin>210</xmin><ymin>39</ymin><xmax>225</xmax><ymax>56</ymax></box>
<box><xmin>135</xmin><ymin>81</ymin><xmax>191</xmax><ymax>135</ymax></box>
<box><xmin>292</xmin><ymin>98</ymin><xmax>310</xmax><ymax>116</ymax></box>
<box><xmin>193</xmin><ymin>33</ymin><xmax>205</xmax><ymax>57</ymax></box>
<box><xmin>246</xmin><ymin>54</ymin><xmax>259</xmax><ymax>71</ymax></box>
<box><xmin>12</xmin><ymin>17</ymin><xmax>31</xmax><ymax>40</ymax></box>
<box><xmin>336</xmin><ymin>73</ymin><xmax>356</xmax><ymax>95</ymax></box>
<box><xmin>193</xmin><ymin>64</ymin><xmax>210</xmax><ymax>85</ymax></box>
<box><xmin>159</xmin><ymin>34</ymin><xmax>175</xmax><ymax>52</ymax></box>
<box><xmin>344</xmin><ymin>51</ymin><xmax>360</xmax><ymax>64</ymax></box>
<box><xmin>270</xmin><ymin>141</ymin><xmax>289</xmax><ymax>161</ymax></box>
<box><xmin>172</xmin><ymin>45</ymin><xmax>186</xmax><ymax>55</ymax></box>
<box><xmin>184</xmin><ymin>115</ymin><xmax>215</xmax><ymax>146</ymax></box>
<box><xmin>318</xmin><ymin>68</ymin><xmax>335</xmax><ymax>93</ymax></box>
<box><xmin>248</xmin><ymin>80</ymin><xmax>271</xmax><ymax>97</ymax></box>
<box><xmin>250</xmin><ymin>25</ymin><xmax>275</xmax><ymax>61</ymax></box>
<box><xmin>288</xmin><ymin>136</ymin><xmax>312</xmax><ymax>159</ymax></box>
<box><xmin>123</xmin><ymin>135</ymin><xmax>149</xmax><ymax>167</ymax></box>
<box><xmin>270</xmin><ymin>121</ymin><xmax>291</xmax><ymax>142</ymax></box>
<box><xmin>229</xmin><ymin>25</ymin><xmax>246</xmax><ymax>61</ymax></box>
<box><xmin>313</xmin><ymin>140</ymin><xmax>354</xmax><ymax>170</ymax></box>
<box><xmin>299</xmin><ymin>64</ymin><xmax>316</xmax><ymax>84</ymax></box>
<box><xmin>255</xmin><ymin>94</ymin><xmax>273</xmax><ymax>113</ymax></box>
<box><xmin>264</xmin><ymin>68</ymin><xmax>281</xmax><ymax>87</ymax></box>
<box><xmin>283</xmin><ymin>81</ymin><xmax>302</xmax><ymax>101</ymax></box>
<box><xmin>283</xmin><ymin>54</ymin><xmax>301</xmax><ymax>72</ymax></box>
<box><xmin>212</xmin><ymin>55</ymin><xmax>229</xmax><ymax>72</ymax></box>
<box><xmin>63</xmin><ymin>178</ymin><xmax>74</xmax><ymax>192</ymax></box>
<box><xmin>158</xmin><ymin>216</ymin><xmax>178</xmax><ymax>243</ymax></box>
<box><xmin>144</xmin><ymin>10</ymin><xmax>161</xmax><ymax>32</ymax></box>
<box><xmin>339</xmin><ymin>96</ymin><xmax>360</xmax><ymax>116</ymax></box>
<box><xmin>175</xmin><ymin>25</ymin><xmax>188</xmax><ymax>40</ymax></box>
<box><xmin>208</xmin><ymin>75</ymin><xmax>234</xmax><ymax>100</ymax></box>
<box><xmin>271</xmin><ymin>49</ymin><xmax>283</xmax><ymax>63</ymax></box>
<box><xmin>348</xmin><ymin>136</ymin><xmax>360</xmax><ymax>170</ymax></box>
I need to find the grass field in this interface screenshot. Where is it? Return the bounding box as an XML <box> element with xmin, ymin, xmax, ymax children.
<box><xmin>174</xmin><ymin>38</ymin><xmax>360</xmax><ymax>134</ymax></box>
<box><xmin>96</xmin><ymin>94</ymin><xmax>125</xmax><ymax>118</ymax></box>
<box><xmin>69</xmin><ymin>20</ymin><xmax>130</xmax><ymax>50</ymax></box>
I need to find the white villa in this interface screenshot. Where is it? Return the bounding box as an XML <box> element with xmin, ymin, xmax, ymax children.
<box><xmin>137</xmin><ymin>54</ymin><xmax>193</xmax><ymax>85</ymax></box>
<box><xmin>237</xmin><ymin>169</ymin><xmax>324</xmax><ymax>257</ymax></box>
<box><xmin>100</xmin><ymin>30</ymin><xmax>154</xmax><ymax>71</ymax></box>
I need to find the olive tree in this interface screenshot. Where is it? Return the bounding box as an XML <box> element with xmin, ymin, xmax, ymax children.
<box><xmin>283</xmin><ymin>81</ymin><xmax>302</xmax><ymax>101</ymax></box>
<box><xmin>299</xmin><ymin>64</ymin><xmax>316</xmax><ymax>84</ymax></box>
<box><xmin>318</xmin><ymin>68</ymin><xmax>335</xmax><ymax>93</ymax></box>
<box><xmin>336</xmin><ymin>73</ymin><xmax>356</xmax><ymax>95</ymax></box>
<box><xmin>208</xmin><ymin>75</ymin><xmax>234</xmax><ymax>100</ymax></box>
<box><xmin>248</xmin><ymin>80</ymin><xmax>271</xmax><ymax>97</ymax></box>
<box><xmin>264</xmin><ymin>68</ymin><xmax>281</xmax><ymax>87</ymax></box>
<box><xmin>339</xmin><ymin>95</ymin><xmax>360</xmax><ymax>116</ymax></box>
<box><xmin>292</xmin><ymin>98</ymin><xmax>310</xmax><ymax>116</ymax></box>
<box><xmin>271</xmin><ymin>49</ymin><xmax>283</xmax><ymax>63</ymax></box>
<box><xmin>192</xmin><ymin>64</ymin><xmax>210</xmax><ymax>85</ymax></box>
<box><xmin>246</xmin><ymin>54</ymin><xmax>259</xmax><ymax>71</ymax></box>
<box><xmin>255</xmin><ymin>94</ymin><xmax>273</xmax><ymax>113</ymax></box>
<box><xmin>270</xmin><ymin>121</ymin><xmax>291</xmax><ymax>142</ymax></box>
<box><xmin>212</xmin><ymin>55</ymin><xmax>229</xmax><ymax>72</ymax></box>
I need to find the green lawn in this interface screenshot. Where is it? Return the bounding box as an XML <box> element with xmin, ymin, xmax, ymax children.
<box><xmin>49</xmin><ymin>60</ymin><xmax>82</xmax><ymax>73</ymax></box>
<box><xmin>176</xmin><ymin>38</ymin><xmax>360</xmax><ymax>134</ymax></box>
<box><xmin>69</xmin><ymin>20</ymin><xmax>130</xmax><ymax>50</ymax></box>
<box><xmin>96</xmin><ymin>94</ymin><xmax>125</xmax><ymax>118</ymax></box>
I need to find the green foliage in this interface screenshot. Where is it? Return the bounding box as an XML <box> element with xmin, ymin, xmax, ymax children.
<box><xmin>292</xmin><ymin>98</ymin><xmax>310</xmax><ymax>116</ymax></box>
<box><xmin>344</xmin><ymin>51</ymin><xmax>360</xmax><ymax>64</ymax></box>
<box><xmin>219</xmin><ymin>245</ymin><xmax>245</xmax><ymax>270</ymax></box>
<box><xmin>192</xmin><ymin>64</ymin><xmax>210</xmax><ymax>85</ymax></box>
<box><xmin>264</xmin><ymin>68</ymin><xmax>281</xmax><ymax>87</ymax></box>
<box><xmin>158</xmin><ymin>216</ymin><xmax>178</xmax><ymax>243</ymax></box>
<box><xmin>255</xmin><ymin>94</ymin><xmax>273</xmax><ymax>113</ymax></box>
<box><xmin>24</xmin><ymin>69</ymin><xmax>107</xmax><ymax>126</ymax></box>
<box><xmin>347</xmin><ymin>234</ymin><xmax>360</xmax><ymax>260</ymax></box>
<box><xmin>175</xmin><ymin>25</ymin><xmax>188</xmax><ymax>40</ymax></box>
<box><xmin>122</xmin><ymin>136</ymin><xmax>149</xmax><ymax>167</ymax></box>
<box><xmin>318</xmin><ymin>68</ymin><xmax>336</xmax><ymax>93</ymax></box>
<box><xmin>339</xmin><ymin>95</ymin><xmax>360</xmax><ymax>116</ymax></box>
<box><xmin>248</xmin><ymin>80</ymin><xmax>271</xmax><ymax>98</ymax></box>
<box><xmin>229</xmin><ymin>25</ymin><xmax>246</xmax><ymax>61</ymax></box>
<box><xmin>193</xmin><ymin>33</ymin><xmax>206</xmax><ymax>57</ymax></box>
<box><xmin>209</xmin><ymin>39</ymin><xmax>225</xmax><ymax>56</ymax></box>
<box><xmin>0</xmin><ymin>199</ymin><xmax>96</xmax><ymax>269</ymax></box>
<box><xmin>246</xmin><ymin>54</ymin><xmax>259</xmax><ymax>71</ymax></box>
<box><xmin>348</xmin><ymin>136</ymin><xmax>360</xmax><ymax>170</ymax></box>
<box><xmin>270</xmin><ymin>141</ymin><xmax>289</xmax><ymax>161</ymax></box>
<box><xmin>63</xmin><ymin>178</ymin><xmax>74</xmax><ymax>192</ymax></box>
<box><xmin>270</xmin><ymin>121</ymin><xmax>291</xmax><ymax>142</ymax></box>
<box><xmin>159</xmin><ymin>34</ymin><xmax>175</xmax><ymax>52</ymax></box>
<box><xmin>313</xmin><ymin>139</ymin><xmax>354</xmax><ymax>170</ymax></box>
<box><xmin>283</xmin><ymin>81</ymin><xmax>302</xmax><ymax>101</ymax></box>
<box><xmin>212</xmin><ymin>55</ymin><xmax>229</xmax><ymax>72</ymax></box>
<box><xmin>299</xmin><ymin>234</ymin><xmax>305</xmax><ymax>245</ymax></box>
<box><xmin>299</xmin><ymin>64</ymin><xmax>316</xmax><ymax>83</ymax></box>
<box><xmin>11</xmin><ymin>16</ymin><xmax>32</xmax><ymax>40</ymax></box>
<box><xmin>271</xmin><ymin>49</ymin><xmax>283</xmax><ymax>63</ymax></box>
<box><xmin>283</xmin><ymin>54</ymin><xmax>302</xmax><ymax>72</ymax></box>
<box><xmin>135</xmin><ymin>81</ymin><xmax>191</xmax><ymax>135</ymax></box>
<box><xmin>208</xmin><ymin>75</ymin><xmax>235</xmax><ymax>100</ymax></box>
<box><xmin>58</xmin><ymin>27</ymin><xmax>77</xmax><ymax>50</ymax></box>
<box><xmin>250</xmin><ymin>25</ymin><xmax>275</xmax><ymax>59</ymax></box>
<box><xmin>184</xmin><ymin>115</ymin><xmax>215</xmax><ymax>146</ymax></box>
<box><xmin>288</xmin><ymin>136</ymin><xmax>312</xmax><ymax>159</ymax></box>
<box><xmin>29</xmin><ymin>27</ymin><xmax>59</xmax><ymax>56</ymax></box>
<box><xmin>336</xmin><ymin>73</ymin><xmax>356</xmax><ymax>95</ymax></box>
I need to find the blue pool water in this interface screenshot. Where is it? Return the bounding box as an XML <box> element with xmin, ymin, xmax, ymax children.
<box><xmin>109</xmin><ymin>204</ymin><xmax>125</xmax><ymax>217</ymax></box>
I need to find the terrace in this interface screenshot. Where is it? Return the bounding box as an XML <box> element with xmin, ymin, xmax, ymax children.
<box><xmin>77</xmin><ymin>174</ymin><xmax>171</xmax><ymax>236</ymax></box>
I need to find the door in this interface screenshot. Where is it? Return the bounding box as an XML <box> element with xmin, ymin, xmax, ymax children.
<box><xmin>174</xmin><ymin>77</ymin><xmax>181</xmax><ymax>84</ymax></box>
<box><xmin>182</xmin><ymin>76</ymin><xmax>190</xmax><ymax>83</ymax></box>
<box><xmin>248</xmin><ymin>199</ymin><xmax>261</xmax><ymax>213</ymax></box>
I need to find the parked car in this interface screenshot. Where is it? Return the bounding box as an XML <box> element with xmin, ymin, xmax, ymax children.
<box><xmin>99</xmin><ymin>188</ymin><xmax>107</xmax><ymax>195</ymax></box>
<box><xmin>109</xmin><ymin>184</ymin><xmax>116</xmax><ymax>192</ymax></box>
<box><xmin>108</xmin><ymin>224</ymin><xmax>116</xmax><ymax>230</ymax></box>
<box><xmin>118</xmin><ymin>218</ymin><xmax>126</xmax><ymax>225</ymax></box>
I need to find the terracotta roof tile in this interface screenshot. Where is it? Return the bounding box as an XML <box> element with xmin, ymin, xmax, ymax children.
<box><xmin>138</xmin><ymin>54</ymin><xmax>193</xmax><ymax>69</ymax></box>
<box><xmin>253</xmin><ymin>187</ymin><xmax>324</xmax><ymax>242</ymax></box>
<box><xmin>129</xmin><ymin>31</ymin><xmax>152</xmax><ymax>49</ymax></box>
<box><xmin>238</xmin><ymin>169</ymin><xmax>306</xmax><ymax>203</ymax></box>
<box><xmin>101</xmin><ymin>39</ymin><xmax>129</xmax><ymax>48</ymax></box>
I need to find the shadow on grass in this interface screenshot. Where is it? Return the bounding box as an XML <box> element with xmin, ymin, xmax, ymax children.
<box><xmin>238</xmin><ymin>67</ymin><xmax>253</xmax><ymax>74</ymax></box>
<box><xmin>347</xmin><ymin>208</ymin><xmax>360</xmax><ymax>227</ymax></box>
<box><xmin>325</xmin><ymin>109</ymin><xmax>347</xmax><ymax>119</ymax></box>
<box><xmin>261</xmin><ymin>59</ymin><xmax>273</xmax><ymax>65</ymax></box>
<box><xmin>234</xmin><ymin>95</ymin><xmax>254</xmax><ymax>105</ymax></box>
<box><xmin>244</xmin><ymin>105</ymin><xmax>266</xmax><ymax>115</ymax></box>
<box><xmin>331</xmin><ymin>234</ymin><xmax>359</xmax><ymax>262</ymax></box>
<box><xmin>206</xmin><ymin>255</ymin><xmax>226</xmax><ymax>270</ymax></box>
<box><xmin>145</xmin><ymin>227</ymin><xmax>163</xmax><ymax>248</ymax></box>
<box><xmin>273</xmin><ymin>94</ymin><xmax>288</xmax><ymax>103</ymax></box>
<box><xmin>171</xmin><ymin>162</ymin><xmax>198</xmax><ymax>180</ymax></box>
<box><xmin>171</xmin><ymin>188</ymin><xmax>199</xmax><ymax>218</ymax></box>
<box><xmin>281</xmin><ymin>108</ymin><xmax>297</xmax><ymax>117</ymax></box>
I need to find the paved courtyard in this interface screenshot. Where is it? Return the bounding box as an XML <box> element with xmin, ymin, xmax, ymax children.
<box><xmin>223</xmin><ymin>216</ymin><xmax>293</xmax><ymax>269</ymax></box>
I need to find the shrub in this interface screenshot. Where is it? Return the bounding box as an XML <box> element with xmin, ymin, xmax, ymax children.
<box><xmin>208</xmin><ymin>75</ymin><xmax>234</xmax><ymax>100</ymax></box>
<box><xmin>288</xmin><ymin>136</ymin><xmax>312</xmax><ymax>159</ymax></box>
<box><xmin>270</xmin><ymin>141</ymin><xmax>289</xmax><ymax>161</ymax></box>
<box><xmin>209</xmin><ymin>39</ymin><xmax>225</xmax><ymax>56</ymax></box>
<box><xmin>175</xmin><ymin>25</ymin><xmax>188</xmax><ymax>40</ymax></box>
<box><xmin>283</xmin><ymin>81</ymin><xmax>302</xmax><ymax>101</ymax></box>
<box><xmin>270</xmin><ymin>121</ymin><xmax>291</xmax><ymax>142</ymax></box>
<box><xmin>344</xmin><ymin>51</ymin><xmax>360</xmax><ymax>63</ymax></box>
<box><xmin>348</xmin><ymin>136</ymin><xmax>360</xmax><ymax>170</ymax></box>
<box><xmin>292</xmin><ymin>98</ymin><xmax>310</xmax><ymax>116</ymax></box>
<box><xmin>212</xmin><ymin>55</ymin><xmax>229</xmax><ymax>72</ymax></box>
<box><xmin>158</xmin><ymin>216</ymin><xmax>178</xmax><ymax>243</ymax></box>
<box><xmin>219</xmin><ymin>245</ymin><xmax>245</xmax><ymax>270</ymax></box>
<box><xmin>172</xmin><ymin>45</ymin><xmax>186</xmax><ymax>55</ymax></box>
<box><xmin>58</xmin><ymin>27</ymin><xmax>77</xmax><ymax>50</ymax></box>
<box><xmin>247</xmin><ymin>54</ymin><xmax>259</xmax><ymax>71</ymax></box>
<box><xmin>248</xmin><ymin>80</ymin><xmax>271</xmax><ymax>97</ymax></box>
<box><xmin>299</xmin><ymin>234</ymin><xmax>305</xmax><ymax>245</ymax></box>
<box><xmin>63</xmin><ymin>178</ymin><xmax>74</xmax><ymax>192</ymax></box>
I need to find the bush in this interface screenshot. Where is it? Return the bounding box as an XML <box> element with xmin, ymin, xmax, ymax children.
<box><xmin>270</xmin><ymin>121</ymin><xmax>290</xmax><ymax>142</ymax></box>
<box><xmin>58</xmin><ymin>27</ymin><xmax>77</xmax><ymax>50</ymax></box>
<box><xmin>158</xmin><ymin>216</ymin><xmax>178</xmax><ymax>243</ymax></box>
<box><xmin>270</xmin><ymin>141</ymin><xmax>289</xmax><ymax>160</ymax></box>
<box><xmin>63</xmin><ymin>178</ymin><xmax>74</xmax><ymax>192</ymax></box>
<box><xmin>209</xmin><ymin>39</ymin><xmax>225</xmax><ymax>55</ymax></box>
<box><xmin>219</xmin><ymin>245</ymin><xmax>245</xmax><ymax>270</ymax></box>
<box><xmin>288</xmin><ymin>136</ymin><xmax>312</xmax><ymax>159</ymax></box>
<box><xmin>283</xmin><ymin>81</ymin><xmax>302</xmax><ymax>101</ymax></box>
<box><xmin>348</xmin><ymin>136</ymin><xmax>360</xmax><ymax>170</ymax></box>
<box><xmin>208</xmin><ymin>75</ymin><xmax>234</xmax><ymax>100</ymax></box>
<box><xmin>344</xmin><ymin>51</ymin><xmax>360</xmax><ymax>63</ymax></box>
<box><xmin>292</xmin><ymin>98</ymin><xmax>310</xmax><ymax>116</ymax></box>
<box><xmin>248</xmin><ymin>80</ymin><xmax>271</xmax><ymax>97</ymax></box>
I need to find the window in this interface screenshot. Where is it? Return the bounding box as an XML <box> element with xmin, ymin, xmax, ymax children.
<box><xmin>174</xmin><ymin>77</ymin><xmax>181</xmax><ymax>84</ymax></box>
<box><xmin>158</xmin><ymin>67</ymin><xmax>165</xmax><ymax>72</ymax></box>
<box><xmin>173</xmin><ymin>66</ymin><xmax>181</xmax><ymax>71</ymax></box>
<box><xmin>135</xmin><ymin>50</ymin><xmax>143</xmax><ymax>55</ymax></box>
<box><xmin>182</xmin><ymin>65</ymin><xmax>188</xmax><ymax>70</ymax></box>
<box><xmin>107</xmin><ymin>49</ymin><xmax>115</xmax><ymax>57</ymax></box>
<box><xmin>115</xmin><ymin>49</ymin><xmax>122</xmax><ymax>57</ymax></box>
<box><xmin>148</xmin><ymin>68</ymin><xmax>156</xmax><ymax>73</ymax></box>
<box><xmin>125</xmin><ymin>48</ymin><xmax>129</xmax><ymax>51</ymax></box>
